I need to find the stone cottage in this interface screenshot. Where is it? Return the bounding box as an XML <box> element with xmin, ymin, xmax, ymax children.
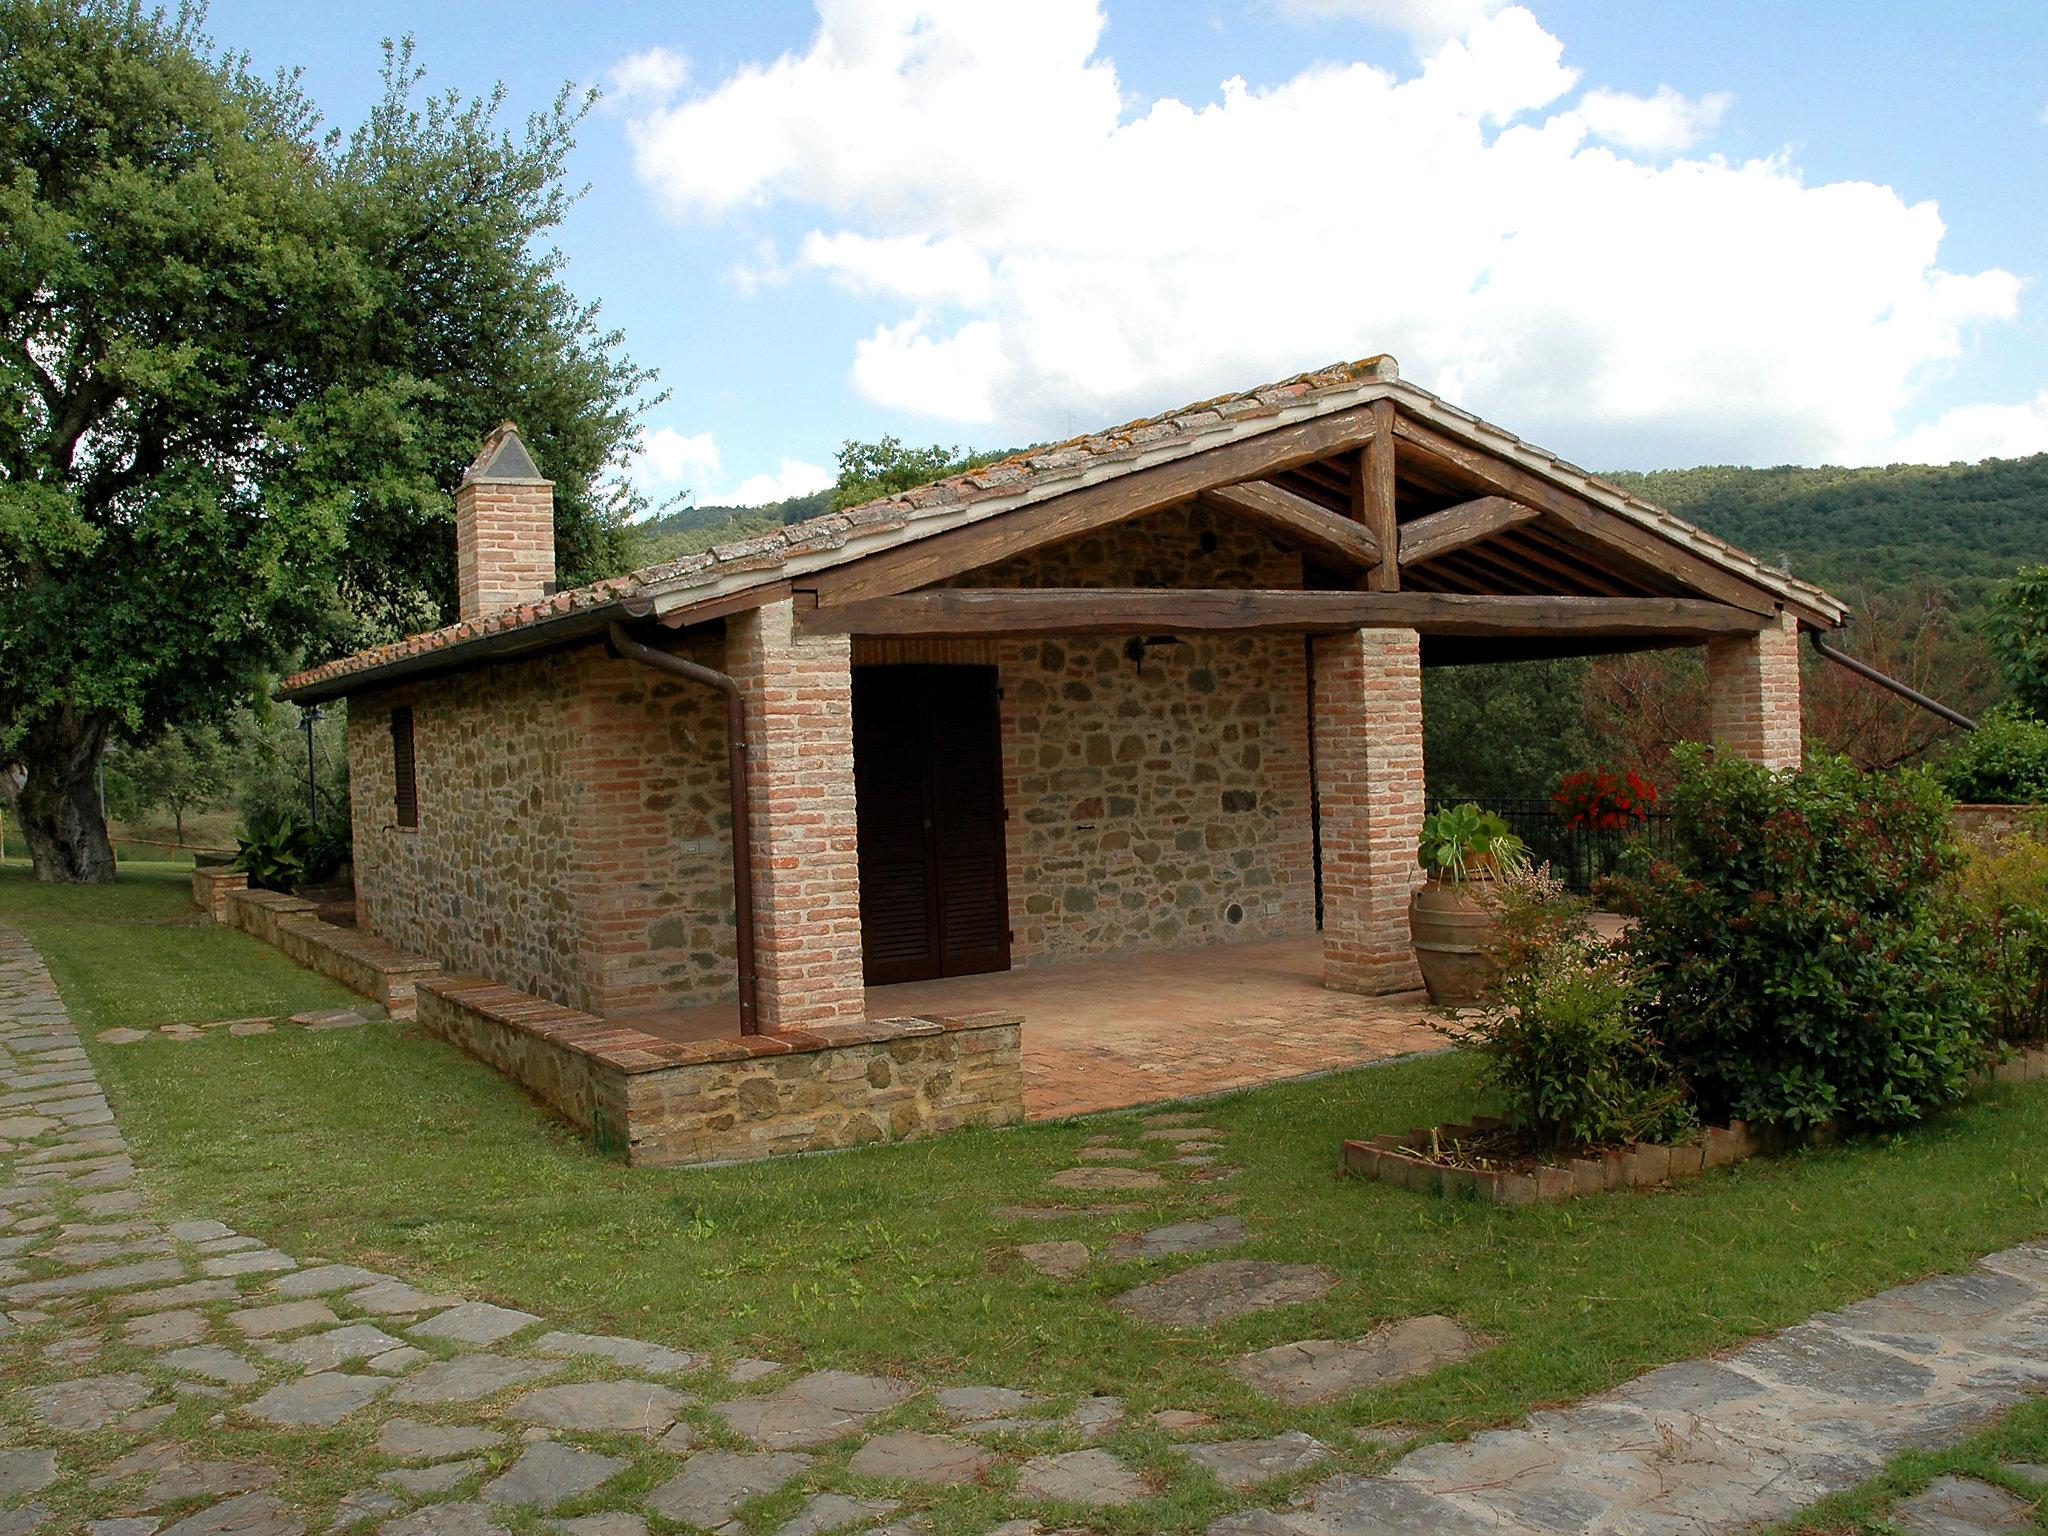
<box><xmin>280</xmin><ymin>356</ymin><xmax>1842</xmax><ymax>1163</ymax></box>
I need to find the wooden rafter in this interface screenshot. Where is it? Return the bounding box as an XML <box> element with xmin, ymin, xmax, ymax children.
<box><xmin>1200</xmin><ymin>482</ymin><xmax>1379</xmax><ymax>568</ymax></box>
<box><xmin>1397</xmin><ymin>496</ymin><xmax>1541</xmax><ymax>567</ymax></box>
<box><xmin>1389</xmin><ymin>414</ymin><xmax>1790</xmax><ymax>618</ymax></box>
<box><xmin>797</xmin><ymin>587</ymin><xmax>1770</xmax><ymax>641</ymax></box>
<box><xmin>809</xmin><ymin>405</ymin><xmax>1385</xmax><ymax>606</ymax></box>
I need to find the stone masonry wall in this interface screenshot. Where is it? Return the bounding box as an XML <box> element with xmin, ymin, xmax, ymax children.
<box><xmin>968</xmin><ymin>501</ymin><xmax>1319</xmax><ymax>964</ymax></box>
<box><xmin>348</xmin><ymin>636</ymin><xmax>735</xmax><ymax>1016</ymax></box>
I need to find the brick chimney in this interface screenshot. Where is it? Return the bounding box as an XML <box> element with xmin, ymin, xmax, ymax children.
<box><xmin>455</xmin><ymin>422</ymin><xmax>555</xmax><ymax>620</ymax></box>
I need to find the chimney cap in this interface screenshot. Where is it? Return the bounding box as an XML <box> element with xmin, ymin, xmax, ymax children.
<box><xmin>463</xmin><ymin>421</ymin><xmax>548</xmax><ymax>484</ymax></box>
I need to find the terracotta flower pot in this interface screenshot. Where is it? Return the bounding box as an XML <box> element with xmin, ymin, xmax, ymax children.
<box><xmin>1410</xmin><ymin>873</ymin><xmax>1499</xmax><ymax>1004</ymax></box>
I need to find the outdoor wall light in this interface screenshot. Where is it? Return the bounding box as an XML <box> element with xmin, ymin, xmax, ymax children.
<box><xmin>1124</xmin><ymin>634</ymin><xmax>1184</xmax><ymax>674</ymax></box>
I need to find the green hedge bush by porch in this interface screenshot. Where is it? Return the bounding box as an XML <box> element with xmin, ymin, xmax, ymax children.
<box><xmin>1605</xmin><ymin>748</ymin><xmax>1983</xmax><ymax>1132</ymax></box>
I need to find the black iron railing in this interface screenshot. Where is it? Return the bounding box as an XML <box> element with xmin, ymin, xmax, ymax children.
<box><xmin>1440</xmin><ymin>797</ymin><xmax>1676</xmax><ymax>896</ymax></box>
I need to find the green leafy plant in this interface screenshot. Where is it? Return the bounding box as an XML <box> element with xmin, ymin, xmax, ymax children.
<box><xmin>1604</xmin><ymin>747</ymin><xmax>1984</xmax><ymax>1130</ymax></box>
<box><xmin>1937</xmin><ymin>708</ymin><xmax>2048</xmax><ymax>805</ymax></box>
<box><xmin>1418</xmin><ymin>803</ymin><xmax>1530</xmax><ymax>882</ymax></box>
<box><xmin>1988</xmin><ymin>565</ymin><xmax>2048</xmax><ymax>721</ymax></box>
<box><xmin>1958</xmin><ymin>820</ymin><xmax>2048</xmax><ymax>1047</ymax></box>
<box><xmin>233</xmin><ymin>809</ymin><xmax>349</xmax><ymax>894</ymax></box>
<box><xmin>1439</xmin><ymin>864</ymin><xmax>1692</xmax><ymax>1157</ymax></box>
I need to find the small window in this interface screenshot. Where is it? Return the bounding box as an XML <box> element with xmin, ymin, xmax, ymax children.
<box><xmin>391</xmin><ymin>707</ymin><xmax>418</xmax><ymax>828</ymax></box>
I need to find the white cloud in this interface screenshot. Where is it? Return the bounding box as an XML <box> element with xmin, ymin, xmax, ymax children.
<box><xmin>606</xmin><ymin>47</ymin><xmax>688</xmax><ymax>111</ymax></box>
<box><xmin>724</xmin><ymin>457</ymin><xmax>837</xmax><ymax>506</ymax></box>
<box><xmin>1577</xmin><ymin>84</ymin><xmax>1731</xmax><ymax>154</ymax></box>
<box><xmin>618</xmin><ymin>1</ymin><xmax>2025</xmax><ymax>468</ymax></box>
<box><xmin>636</xmin><ymin>426</ymin><xmax>720</xmax><ymax>486</ymax></box>
<box><xmin>1275</xmin><ymin>0</ymin><xmax>1508</xmax><ymax>49</ymax></box>
<box><xmin>1881</xmin><ymin>391</ymin><xmax>2048</xmax><ymax>465</ymax></box>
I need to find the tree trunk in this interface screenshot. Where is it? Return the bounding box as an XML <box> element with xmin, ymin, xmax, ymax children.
<box><xmin>17</xmin><ymin>714</ymin><xmax>116</xmax><ymax>883</ymax></box>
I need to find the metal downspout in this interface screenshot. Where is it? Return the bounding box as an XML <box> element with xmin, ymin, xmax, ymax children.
<box><xmin>1808</xmin><ymin>628</ymin><xmax>1978</xmax><ymax>732</ymax></box>
<box><xmin>606</xmin><ymin>622</ymin><xmax>760</xmax><ymax>1036</ymax></box>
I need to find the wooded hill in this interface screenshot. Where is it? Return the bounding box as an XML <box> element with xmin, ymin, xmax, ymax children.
<box><xmin>628</xmin><ymin>453</ymin><xmax>2048</xmax><ymax>607</ymax></box>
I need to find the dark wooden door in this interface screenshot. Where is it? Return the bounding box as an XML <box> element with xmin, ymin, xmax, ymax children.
<box><xmin>852</xmin><ymin>665</ymin><xmax>1010</xmax><ymax>985</ymax></box>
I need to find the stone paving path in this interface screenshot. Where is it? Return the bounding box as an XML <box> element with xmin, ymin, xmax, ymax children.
<box><xmin>6</xmin><ymin>921</ymin><xmax>2048</xmax><ymax>1536</ymax></box>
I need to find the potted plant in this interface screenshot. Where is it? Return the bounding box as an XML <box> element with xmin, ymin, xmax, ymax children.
<box><xmin>1411</xmin><ymin>803</ymin><xmax>1529</xmax><ymax>1004</ymax></box>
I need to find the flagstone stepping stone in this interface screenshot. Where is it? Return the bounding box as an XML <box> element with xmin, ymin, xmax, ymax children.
<box><xmin>378</xmin><ymin>1419</ymin><xmax>506</xmax><ymax>1461</ymax></box>
<box><xmin>245</xmin><ymin>1371</ymin><xmax>389</xmax><ymax>1428</ymax></box>
<box><xmin>790</xmin><ymin>1369</ymin><xmax>919</xmax><ymax>1414</ymax></box>
<box><xmin>163</xmin><ymin>1344</ymin><xmax>261</xmax><ymax>1385</ymax></box>
<box><xmin>482</xmin><ymin>1442</ymin><xmax>625</xmax><ymax>1509</ymax></box>
<box><xmin>549</xmin><ymin>1518</ymin><xmax>648</xmax><ymax>1536</ymax></box>
<box><xmin>199</xmin><ymin>1249</ymin><xmax>295</xmax><ymax>1278</ymax></box>
<box><xmin>0</xmin><ymin>1448</ymin><xmax>58</xmax><ymax>1499</ymax></box>
<box><xmin>506</xmin><ymin>1379</ymin><xmax>689</xmax><ymax>1436</ymax></box>
<box><xmin>1152</xmin><ymin>1409</ymin><xmax>1215</xmax><ymax>1430</ymax></box>
<box><xmin>26</xmin><ymin>1372</ymin><xmax>153</xmax><ymax>1431</ymax></box>
<box><xmin>367</xmin><ymin>1345</ymin><xmax>429</xmax><ymax>1374</ymax></box>
<box><xmin>1018</xmin><ymin>1241</ymin><xmax>1090</xmax><ymax>1279</ymax></box>
<box><xmin>0</xmin><ymin>1114</ymin><xmax>58</xmax><ymax>1138</ymax></box>
<box><xmin>1891</xmin><ymin>1475</ymin><xmax>2034</xmax><ymax>1534</ymax></box>
<box><xmin>1049</xmin><ymin>1167</ymin><xmax>1162</xmax><ymax>1192</ymax></box>
<box><xmin>114</xmin><ymin>1279</ymin><xmax>237</xmax><ymax>1312</ymax></box>
<box><xmin>268</xmin><ymin>1264</ymin><xmax>385</xmax><ymax>1297</ymax></box>
<box><xmin>125</xmin><ymin>1308</ymin><xmax>209</xmax><ymax>1347</ymax></box>
<box><xmin>410</xmin><ymin>1301</ymin><xmax>540</xmax><ymax>1346</ymax></box>
<box><xmin>335</xmin><ymin>1486</ymin><xmax>406</xmax><ymax>1523</ymax></box>
<box><xmin>995</xmin><ymin>1203</ymin><xmax>1144</xmax><ymax>1221</ymax></box>
<box><xmin>1068</xmin><ymin>1396</ymin><xmax>1125</xmax><ymax>1438</ymax></box>
<box><xmin>727</xmin><ymin>1357</ymin><xmax>784</xmax><ymax>1384</ymax></box>
<box><xmin>1173</xmin><ymin>1155</ymin><xmax>1220</xmax><ymax>1168</ymax></box>
<box><xmin>1141</xmin><ymin>1126</ymin><xmax>1222</xmax><ymax>1141</ymax></box>
<box><xmin>1187</xmin><ymin>1165</ymin><xmax>1239</xmax><ymax>1182</ymax></box>
<box><xmin>659</xmin><ymin>1422</ymin><xmax>696</xmax><ymax>1453</ymax></box>
<box><xmin>289</xmin><ymin>1009</ymin><xmax>366</xmax><ymax>1029</ymax></box>
<box><xmin>341</xmin><ymin>1279</ymin><xmax>460</xmax><ymax>1316</ymax></box>
<box><xmin>227</xmin><ymin>1021</ymin><xmax>273</xmax><ymax>1037</ymax></box>
<box><xmin>2002</xmin><ymin>1463</ymin><xmax>2048</xmax><ymax>1487</ymax></box>
<box><xmin>1178</xmin><ymin>1430</ymin><xmax>1332</xmax><ymax>1488</ymax></box>
<box><xmin>847</xmin><ymin>1432</ymin><xmax>995</xmax><ymax>1486</ymax></box>
<box><xmin>778</xmin><ymin>1493</ymin><xmax>904</xmax><ymax>1536</ymax></box>
<box><xmin>97</xmin><ymin>1030</ymin><xmax>150</xmax><ymax>1045</ymax></box>
<box><xmin>193</xmin><ymin>1236</ymin><xmax>260</xmax><ymax>1256</ymax></box>
<box><xmin>258</xmin><ymin>1321</ymin><xmax>406</xmax><ymax>1371</ymax></box>
<box><xmin>1231</xmin><ymin>1316</ymin><xmax>1491</xmax><ymax>1405</ymax></box>
<box><xmin>390</xmin><ymin>1354</ymin><xmax>556</xmax><ymax>1406</ymax></box>
<box><xmin>87</xmin><ymin>1520</ymin><xmax>157</xmax><ymax>1536</ymax></box>
<box><xmin>1352</xmin><ymin>1424</ymin><xmax>1424</xmax><ymax>1451</ymax></box>
<box><xmin>1075</xmin><ymin>1149</ymin><xmax>1144</xmax><ymax>1163</ymax></box>
<box><xmin>155</xmin><ymin>1492</ymin><xmax>301</xmax><ymax>1536</ymax></box>
<box><xmin>381</xmin><ymin>1503</ymin><xmax>512</xmax><ymax>1536</ymax></box>
<box><xmin>646</xmin><ymin>1450</ymin><xmax>810</xmax><ymax>1526</ymax></box>
<box><xmin>529</xmin><ymin>1329</ymin><xmax>707</xmax><ymax>1376</ymax></box>
<box><xmin>98</xmin><ymin>1442</ymin><xmax>273</xmax><ymax>1507</ymax></box>
<box><xmin>4</xmin><ymin>1257</ymin><xmax>183</xmax><ymax>1301</ymax></box>
<box><xmin>936</xmin><ymin>1386</ymin><xmax>1045</xmax><ymax>1423</ymax></box>
<box><xmin>1114</xmin><ymin>1261</ymin><xmax>1338</xmax><ymax>1329</ymax></box>
<box><xmin>229</xmin><ymin>1300</ymin><xmax>336</xmax><ymax>1339</ymax></box>
<box><xmin>1014</xmin><ymin>1449</ymin><xmax>1149</xmax><ymax>1506</ymax></box>
<box><xmin>383</xmin><ymin>1460</ymin><xmax>486</xmax><ymax>1496</ymax></box>
<box><xmin>1108</xmin><ymin>1216</ymin><xmax>1248</xmax><ymax>1262</ymax></box>
<box><xmin>714</xmin><ymin>1395</ymin><xmax>864</xmax><ymax>1450</ymax></box>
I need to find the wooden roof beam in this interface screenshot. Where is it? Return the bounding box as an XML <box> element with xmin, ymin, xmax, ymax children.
<box><xmin>1200</xmin><ymin>482</ymin><xmax>1379</xmax><ymax>569</ymax></box>
<box><xmin>1398</xmin><ymin>495</ymin><xmax>1541</xmax><ymax>568</ymax></box>
<box><xmin>797</xmin><ymin>587</ymin><xmax>1771</xmax><ymax>640</ymax></box>
<box><xmin>1357</xmin><ymin>399</ymin><xmax>1399</xmax><ymax>591</ymax></box>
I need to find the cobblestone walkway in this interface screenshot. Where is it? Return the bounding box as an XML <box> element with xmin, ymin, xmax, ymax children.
<box><xmin>6</xmin><ymin>924</ymin><xmax>2048</xmax><ymax>1535</ymax></box>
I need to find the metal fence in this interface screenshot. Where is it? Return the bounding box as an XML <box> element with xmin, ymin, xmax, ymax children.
<box><xmin>1443</xmin><ymin>797</ymin><xmax>1676</xmax><ymax>896</ymax></box>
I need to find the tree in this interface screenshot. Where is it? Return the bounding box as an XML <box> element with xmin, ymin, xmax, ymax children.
<box><xmin>1802</xmin><ymin>587</ymin><xmax>1996</xmax><ymax>770</ymax></box>
<box><xmin>1987</xmin><ymin>565</ymin><xmax>2048</xmax><ymax>720</ymax></box>
<box><xmin>0</xmin><ymin>3</ymin><xmax>654</xmax><ymax>881</ymax></box>
<box><xmin>1580</xmin><ymin>651</ymin><xmax>1710</xmax><ymax>780</ymax></box>
<box><xmin>1421</xmin><ymin>658</ymin><xmax>1594</xmax><ymax>803</ymax></box>
<box><xmin>105</xmin><ymin>721</ymin><xmax>229</xmax><ymax>843</ymax></box>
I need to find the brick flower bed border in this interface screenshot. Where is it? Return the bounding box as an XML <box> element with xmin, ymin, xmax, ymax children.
<box><xmin>1344</xmin><ymin>1045</ymin><xmax>2048</xmax><ymax>1205</ymax></box>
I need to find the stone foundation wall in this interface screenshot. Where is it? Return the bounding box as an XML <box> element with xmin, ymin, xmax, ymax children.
<box><xmin>1954</xmin><ymin>804</ymin><xmax>2044</xmax><ymax>854</ymax></box>
<box><xmin>190</xmin><ymin>866</ymin><xmax>249</xmax><ymax>923</ymax></box>
<box><xmin>414</xmin><ymin>974</ymin><xmax>1022</xmax><ymax>1167</ymax></box>
<box><xmin>347</xmin><ymin>637</ymin><xmax>734</xmax><ymax>1015</ymax></box>
<box><xmin>224</xmin><ymin>888</ymin><xmax>441</xmax><ymax>1018</ymax></box>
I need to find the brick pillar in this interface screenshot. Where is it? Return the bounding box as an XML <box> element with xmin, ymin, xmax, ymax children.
<box><xmin>726</xmin><ymin>599</ymin><xmax>867</xmax><ymax>1031</ymax></box>
<box><xmin>1313</xmin><ymin>627</ymin><xmax>1425</xmax><ymax>995</ymax></box>
<box><xmin>455</xmin><ymin>423</ymin><xmax>555</xmax><ymax>620</ymax></box>
<box><xmin>1707</xmin><ymin>609</ymin><xmax>1803</xmax><ymax>769</ymax></box>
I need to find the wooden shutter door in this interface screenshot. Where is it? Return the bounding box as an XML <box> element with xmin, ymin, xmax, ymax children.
<box><xmin>925</xmin><ymin>667</ymin><xmax>1010</xmax><ymax>977</ymax></box>
<box><xmin>852</xmin><ymin>669</ymin><xmax>940</xmax><ymax>985</ymax></box>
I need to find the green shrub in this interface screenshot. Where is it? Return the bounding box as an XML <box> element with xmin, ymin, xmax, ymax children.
<box><xmin>1958</xmin><ymin>822</ymin><xmax>2048</xmax><ymax>1046</ymax></box>
<box><xmin>1937</xmin><ymin>708</ymin><xmax>2048</xmax><ymax>804</ymax></box>
<box><xmin>1604</xmin><ymin>747</ymin><xmax>1983</xmax><ymax>1130</ymax></box>
<box><xmin>234</xmin><ymin>809</ymin><xmax>349</xmax><ymax>894</ymax></box>
<box><xmin>1441</xmin><ymin>865</ymin><xmax>1692</xmax><ymax>1157</ymax></box>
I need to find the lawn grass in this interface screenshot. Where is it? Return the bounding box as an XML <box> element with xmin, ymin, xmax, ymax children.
<box><xmin>8</xmin><ymin>866</ymin><xmax>2048</xmax><ymax>1532</ymax></box>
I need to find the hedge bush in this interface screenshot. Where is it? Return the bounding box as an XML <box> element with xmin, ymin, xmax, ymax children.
<box><xmin>1937</xmin><ymin>708</ymin><xmax>2048</xmax><ymax>805</ymax></box>
<box><xmin>1605</xmin><ymin>747</ymin><xmax>1982</xmax><ymax>1130</ymax></box>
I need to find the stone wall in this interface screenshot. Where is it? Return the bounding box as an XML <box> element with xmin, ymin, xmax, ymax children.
<box><xmin>972</xmin><ymin>501</ymin><xmax>1319</xmax><ymax>964</ymax></box>
<box><xmin>223</xmin><ymin>888</ymin><xmax>441</xmax><ymax>1019</ymax></box>
<box><xmin>1954</xmin><ymin>804</ymin><xmax>2046</xmax><ymax>854</ymax></box>
<box><xmin>348</xmin><ymin>636</ymin><xmax>735</xmax><ymax>1016</ymax></box>
<box><xmin>414</xmin><ymin>973</ymin><xmax>1022</xmax><ymax>1166</ymax></box>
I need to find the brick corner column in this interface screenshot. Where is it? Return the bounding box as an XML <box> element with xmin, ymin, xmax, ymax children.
<box><xmin>726</xmin><ymin>599</ymin><xmax>867</xmax><ymax>1031</ymax></box>
<box><xmin>1313</xmin><ymin>627</ymin><xmax>1425</xmax><ymax>996</ymax></box>
<box><xmin>1707</xmin><ymin>608</ymin><xmax>1803</xmax><ymax>770</ymax></box>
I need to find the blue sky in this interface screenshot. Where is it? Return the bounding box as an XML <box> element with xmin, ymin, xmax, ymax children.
<box><xmin>205</xmin><ymin>0</ymin><xmax>2048</xmax><ymax>508</ymax></box>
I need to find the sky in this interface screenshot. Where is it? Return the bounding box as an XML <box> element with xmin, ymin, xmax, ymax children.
<box><xmin>203</xmin><ymin>0</ymin><xmax>2048</xmax><ymax>512</ymax></box>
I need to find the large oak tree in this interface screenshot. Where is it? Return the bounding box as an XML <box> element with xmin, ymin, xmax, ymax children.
<box><xmin>1</xmin><ymin>1</ymin><xmax>654</xmax><ymax>880</ymax></box>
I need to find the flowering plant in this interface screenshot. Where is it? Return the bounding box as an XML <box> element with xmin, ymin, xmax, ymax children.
<box><xmin>1553</xmin><ymin>769</ymin><xmax>1660</xmax><ymax>830</ymax></box>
